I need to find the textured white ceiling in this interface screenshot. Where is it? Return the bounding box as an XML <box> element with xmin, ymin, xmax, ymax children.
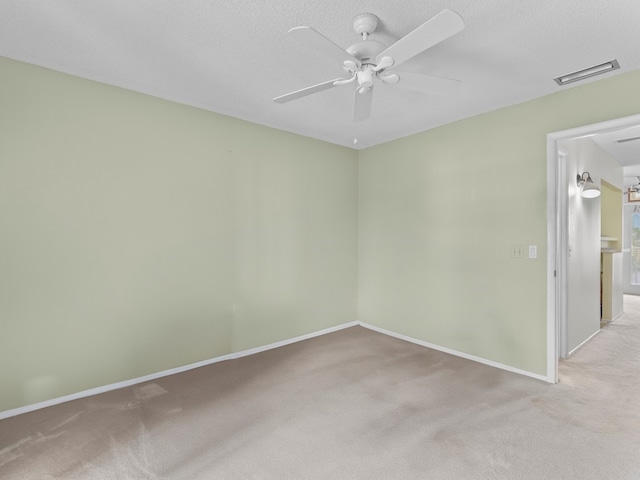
<box><xmin>2</xmin><ymin>0</ymin><xmax>640</xmax><ymax>150</ymax></box>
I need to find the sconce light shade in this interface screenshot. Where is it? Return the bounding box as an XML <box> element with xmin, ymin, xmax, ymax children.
<box><xmin>576</xmin><ymin>172</ymin><xmax>601</xmax><ymax>198</ymax></box>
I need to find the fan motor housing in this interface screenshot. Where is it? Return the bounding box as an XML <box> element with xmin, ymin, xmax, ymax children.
<box><xmin>346</xmin><ymin>40</ymin><xmax>387</xmax><ymax>64</ymax></box>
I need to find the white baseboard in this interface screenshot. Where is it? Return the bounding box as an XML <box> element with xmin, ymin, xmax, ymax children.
<box><xmin>567</xmin><ymin>328</ymin><xmax>600</xmax><ymax>357</ymax></box>
<box><xmin>359</xmin><ymin>322</ymin><xmax>551</xmax><ymax>383</ymax></box>
<box><xmin>231</xmin><ymin>321</ymin><xmax>359</xmax><ymax>360</ymax></box>
<box><xmin>609</xmin><ymin>310</ymin><xmax>624</xmax><ymax>323</ymax></box>
<box><xmin>2</xmin><ymin>319</ymin><xmax>552</xmax><ymax>419</ymax></box>
<box><xmin>0</xmin><ymin>321</ymin><xmax>358</xmax><ymax>420</ymax></box>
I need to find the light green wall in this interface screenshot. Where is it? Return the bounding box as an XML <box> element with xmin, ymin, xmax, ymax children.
<box><xmin>0</xmin><ymin>57</ymin><xmax>358</xmax><ymax>412</ymax></box>
<box><xmin>601</xmin><ymin>181</ymin><xmax>623</xmax><ymax>246</ymax></box>
<box><xmin>358</xmin><ymin>69</ymin><xmax>640</xmax><ymax>375</ymax></box>
<box><xmin>4</xmin><ymin>52</ymin><xmax>640</xmax><ymax>412</ymax></box>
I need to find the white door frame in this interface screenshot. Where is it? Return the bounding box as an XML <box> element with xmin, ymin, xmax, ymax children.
<box><xmin>546</xmin><ymin>113</ymin><xmax>640</xmax><ymax>383</ymax></box>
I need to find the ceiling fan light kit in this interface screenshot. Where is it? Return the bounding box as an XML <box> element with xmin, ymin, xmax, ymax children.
<box><xmin>273</xmin><ymin>9</ymin><xmax>465</xmax><ymax>123</ymax></box>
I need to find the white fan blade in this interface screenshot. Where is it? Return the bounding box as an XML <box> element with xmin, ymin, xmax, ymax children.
<box><xmin>353</xmin><ymin>88</ymin><xmax>373</xmax><ymax>122</ymax></box>
<box><xmin>379</xmin><ymin>72</ymin><xmax>399</xmax><ymax>84</ymax></box>
<box><xmin>273</xmin><ymin>78</ymin><xmax>346</xmax><ymax>103</ymax></box>
<box><xmin>376</xmin><ymin>9</ymin><xmax>464</xmax><ymax>68</ymax></box>
<box><xmin>394</xmin><ymin>71</ymin><xmax>460</xmax><ymax>96</ymax></box>
<box><xmin>289</xmin><ymin>26</ymin><xmax>361</xmax><ymax>67</ymax></box>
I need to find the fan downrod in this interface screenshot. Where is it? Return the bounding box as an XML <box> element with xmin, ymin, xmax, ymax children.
<box><xmin>347</xmin><ymin>14</ymin><xmax>386</xmax><ymax>64</ymax></box>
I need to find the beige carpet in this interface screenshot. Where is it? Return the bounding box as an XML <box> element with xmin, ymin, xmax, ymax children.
<box><xmin>2</xmin><ymin>299</ymin><xmax>640</xmax><ymax>479</ymax></box>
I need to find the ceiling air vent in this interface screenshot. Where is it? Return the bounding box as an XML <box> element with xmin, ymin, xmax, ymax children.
<box><xmin>554</xmin><ymin>59</ymin><xmax>620</xmax><ymax>86</ymax></box>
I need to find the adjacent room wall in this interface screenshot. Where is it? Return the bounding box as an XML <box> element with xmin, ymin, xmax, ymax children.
<box><xmin>601</xmin><ymin>180</ymin><xmax>623</xmax><ymax>323</ymax></box>
<box><xmin>0</xmin><ymin>57</ymin><xmax>358</xmax><ymax>412</ymax></box>
<box><xmin>358</xmin><ymin>70</ymin><xmax>640</xmax><ymax>376</ymax></box>
<box><xmin>562</xmin><ymin>138</ymin><xmax>622</xmax><ymax>355</ymax></box>
<box><xmin>622</xmin><ymin>201</ymin><xmax>640</xmax><ymax>296</ymax></box>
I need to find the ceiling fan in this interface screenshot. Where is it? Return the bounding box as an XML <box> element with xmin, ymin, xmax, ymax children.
<box><xmin>273</xmin><ymin>10</ymin><xmax>465</xmax><ymax>122</ymax></box>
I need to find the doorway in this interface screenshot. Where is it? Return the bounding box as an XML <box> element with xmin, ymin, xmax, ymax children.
<box><xmin>547</xmin><ymin>113</ymin><xmax>640</xmax><ymax>383</ymax></box>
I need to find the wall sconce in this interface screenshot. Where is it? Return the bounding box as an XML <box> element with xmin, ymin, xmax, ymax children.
<box><xmin>576</xmin><ymin>172</ymin><xmax>601</xmax><ymax>198</ymax></box>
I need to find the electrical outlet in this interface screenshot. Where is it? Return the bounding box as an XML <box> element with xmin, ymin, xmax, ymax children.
<box><xmin>511</xmin><ymin>245</ymin><xmax>524</xmax><ymax>258</ymax></box>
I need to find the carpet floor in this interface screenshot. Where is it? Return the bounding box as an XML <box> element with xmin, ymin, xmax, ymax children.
<box><xmin>2</xmin><ymin>298</ymin><xmax>640</xmax><ymax>479</ymax></box>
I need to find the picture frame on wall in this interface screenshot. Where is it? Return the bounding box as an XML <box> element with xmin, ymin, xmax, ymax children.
<box><xmin>628</xmin><ymin>189</ymin><xmax>640</xmax><ymax>202</ymax></box>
